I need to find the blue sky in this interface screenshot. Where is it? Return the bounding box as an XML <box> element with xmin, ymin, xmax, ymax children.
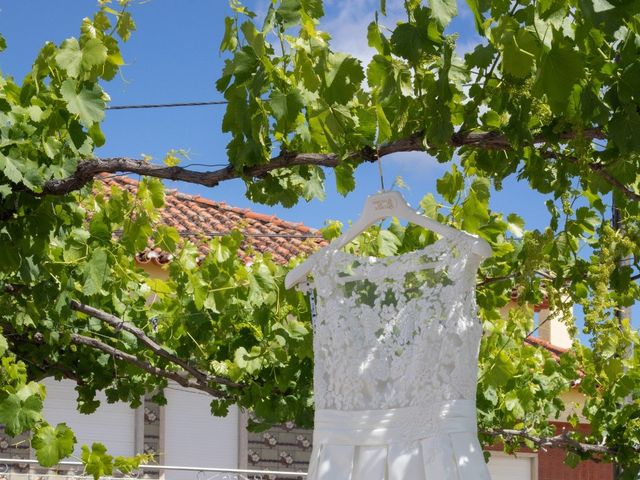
<box><xmin>0</xmin><ymin>0</ymin><xmax>561</xmax><ymax>231</ymax></box>
<box><xmin>1</xmin><ymin>1</ymin><xmax>632</xmax><ymax>337</ymax></box>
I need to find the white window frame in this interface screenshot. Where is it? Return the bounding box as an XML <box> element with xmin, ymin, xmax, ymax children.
<box><xmin>488</xmin><ymin>450</ymin><xmax>538</xmax><ymax>480</ymax></box>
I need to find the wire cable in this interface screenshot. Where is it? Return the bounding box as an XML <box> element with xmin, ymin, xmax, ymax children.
<box><xmin>106</xmin><ymin>100</ymin><xmax>228</xmax><ymax>110</ymax></box>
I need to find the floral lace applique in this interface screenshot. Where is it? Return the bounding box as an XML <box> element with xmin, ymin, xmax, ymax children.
<box><xmin>309</xmin><ymin>231</ymin><xmax>485</xmax><ymax>411</ymax></box>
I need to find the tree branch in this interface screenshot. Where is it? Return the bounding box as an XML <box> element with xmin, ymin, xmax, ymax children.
<box><xmin>539</xmin><ymin>149</ymin><xmax>640</xmax><ymax>202</ymax></box>
<box><xmin>587</xmin><ymin>162</ymin><xmax>640</xmax><ymax>202</ymax></box>
<box><xmin>69</xmin><ymin>332</ymin><xmax>229</xmax><ymax>398</ymax></box>
<box><xmin>477</xmin><ymin>270</ymin><xmax>558</xmax><ymax>288</ymax></box>
<box><xmin>477</xmin><ymin>274</ymin><xmax>516</xmax><ymax>287</ymax></box>
<box><xmin>40</xmin><ymin>154</ymin><xmax>346</xmax><ymax>196</ymax></box>
<box><xmin>69</xmin><ymin>300</ymin><xmax>243</xmax><ymax>389</ymax></box>
<box><xmin>2</xmin><ymin>284</ymin><xmax>22</xmax><ymax>295</ymax></box>
<box><xmin>482</xmin><ymin>427</ymin><xmax>639</xmax><ymax>456</ymax></box>
<box><xmin>39</xmin><ymin>128</ymin><xmax>611</xmax><ymax>196</ymax></box>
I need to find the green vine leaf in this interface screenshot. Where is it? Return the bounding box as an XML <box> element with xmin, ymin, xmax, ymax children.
<box><xmin>0</xmin><ymin>389</ymin><xmax>44</xmax><ymax>437</ymax></box>
<box><xmin>430</xmin><ymin>0</ymin><xmax>458</xmax><ymax>27</ymax></box>
<box><xmin>82</xmin><ymin>443</ymin><xmax>114</xmax><ymax>480</ymax></box>
<box><xmin>33</xmin><ymin>424</ymin><xmax>77</xmax><ymax>467</ymax></box>
<box><xmin>534</xmin><ymin>42</ymin><xmax>584</xmax><ymax>113</ymax></box>
<box><xmin>270</xmin><ymin>89</ymin><xmax>304</xmax><ymax>132</ymax></box>
<box><xmin>0</xmin><ymin>152</ymin><xmax>24</xmax><ymax>184</ymax></box>
<box><xmin>55</xmin><ymin>38</ymin><xmax>83</xmax><ymax>77</ymax></box>
<box><xmin>82</xmin><ymin>248</ymin><xmax>109</xmax><ymax>296</ymax></box>
<box><xmin>60</xmin><ymin>79</ymin><xmax>106</xmax><ymax>127</ymax></box>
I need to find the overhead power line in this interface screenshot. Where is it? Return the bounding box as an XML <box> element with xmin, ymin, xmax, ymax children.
<box><xmin>106</xmin><ymin>100</ymin><xmax>228</xmax><ymax>110</ymax></box>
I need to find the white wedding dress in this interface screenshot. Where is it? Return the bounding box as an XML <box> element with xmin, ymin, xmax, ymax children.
<box><xmin>304</xmin><ymin>230</ymin><xmax>492</xmax><ymax>479</ymax></box>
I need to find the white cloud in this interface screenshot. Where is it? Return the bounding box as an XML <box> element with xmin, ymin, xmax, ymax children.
<box><xmin>320</xmin><ymin>0</ymin><xmax>407</xmax><ymax>65</ymax></box>
<box><xmin>383</xmin><ymin>151</ymin><xmax>449</xmax><ymax>180</ymax></box>
<box><xmin>456</xmin><ymin>38</ymin><xmax>480</xmax><ymax>56</ymax></box>
<box><xmin>321</xmin><ymin>0</ymin><xmax>377</xmax><ymax>64</ymax></box>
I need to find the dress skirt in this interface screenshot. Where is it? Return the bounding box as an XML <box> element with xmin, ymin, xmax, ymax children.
<box><xmin>307</xmin><ymin>400</ymin><xmax>491</xmax><ymax>480</ymax></box>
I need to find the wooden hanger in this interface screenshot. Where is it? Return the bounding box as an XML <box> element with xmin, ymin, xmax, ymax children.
<box><xmin>285</xmin><ymin>190</ymin><xmax>492</xmax><ymax>289</ymax></box>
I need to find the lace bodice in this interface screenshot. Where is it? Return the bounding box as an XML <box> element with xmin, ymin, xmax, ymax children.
<box><xmin>308</xmin><ymin>231</ymin><xmax>487</xmax><ymax>411</ymax></box>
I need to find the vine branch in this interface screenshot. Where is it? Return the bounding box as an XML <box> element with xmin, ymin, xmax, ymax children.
<box><xmin>482</xmin><ymin>427</ymin><xmax>640</xmax><ymax>456</ymax></box>
<box><xmin>539</xmin><ymin>149</ymin><xmax>640</xmax><ymax>202</ymax></box>
<box><xmin>36</xmin><ymin>128</ymin><xmax>634</xmax><ymax>201</ymax></box>
<box><xmin>69</xmin><ymin>332</ymin><xmax>229</xmax><ymax>398</ymax></box>
<box><xmin>69</xmin><ymin>300</ymin><xmax>243</xmax><ymax>389</ymax></box>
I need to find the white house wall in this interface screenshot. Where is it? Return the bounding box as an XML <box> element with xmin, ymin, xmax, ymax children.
<box><xmin>41</xmin><ymin>378</ymin><xmax>137</xmax><ymax>458</ymax></box>
<box><xmin>162</xmin><ymin>383</ymin><xmax>239</xmax><ymax>480</ymax></box>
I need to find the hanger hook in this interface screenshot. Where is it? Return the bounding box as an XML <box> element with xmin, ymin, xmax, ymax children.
<box><xmin>376</xmin><ymin>147</ymin><xmax>385</xmax><ymax>191</ymax></box>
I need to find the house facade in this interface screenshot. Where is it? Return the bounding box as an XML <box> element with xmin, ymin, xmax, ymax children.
<box><xmin>0</xmin><ymin>177</ymin><xmax>613</xmax><ymax>480</ymax></box>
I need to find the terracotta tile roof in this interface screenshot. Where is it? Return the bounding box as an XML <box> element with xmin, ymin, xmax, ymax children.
<box><xmin>98</xmin><ymin>175</ymin><xmax>326</xmax><ymax>265</ymax></box>
<box><xmin>524</xmin><ymin>336</ymin><xmax>569</xmax><ymax>361</ymax></box>
<box><xmin>524</xmin><ymin>337</ymin><xmax>583</xmax><ymax>383</ymax></box>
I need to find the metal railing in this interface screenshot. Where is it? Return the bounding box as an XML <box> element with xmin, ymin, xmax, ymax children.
<box><xmin>0</xmin><ymin>458</ymin><xmax>307</xmax><ymax>480</ymax></box>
